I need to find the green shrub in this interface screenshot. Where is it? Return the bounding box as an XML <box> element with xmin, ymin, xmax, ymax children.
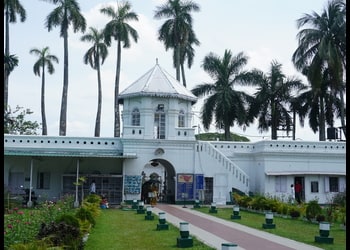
<box><xmin>75</xmin><ymin>207</ymin><xmax>95</xmax><ymax>226</ymax></box>
<box><xmin>55</xmin><ymin>213</ymin><xmax>80</xmax><ymax>228</ymax></box>
<box><xmin>305</xmin><ymin>199</ymin><xmax>322</xmax><ymax>221</ymax></box>
<box><xmin>289</xmin><ymin>206</ymin><xmax>301</xmax><ymax>218</ymax></box>
<box><xmin>37</xmin><ymin>221</ymin><xmax>82</xmax><ymax>249</ymax></box>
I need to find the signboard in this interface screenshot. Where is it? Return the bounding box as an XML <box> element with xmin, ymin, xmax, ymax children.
<box><xmin>124</xmin><ymin>175</ymin><xmax>142</xmax><ymax>194</ymax></box>
<box><xmin>176</xmin><ymin>174</ymin><xmax>194</xmax><ymax>200</ymax></box>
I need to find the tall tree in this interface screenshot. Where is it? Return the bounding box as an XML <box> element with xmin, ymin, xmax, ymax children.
<box><xmin>292</xmin><ymin>0</ymin><xmax>346</xmax><ymax>138</ymax></box>
<box><xmin>45</xmin><ymin>0</ymin><xmax>86</xmax><ymax>136</ymax></box>
<box><xmin>4</xmin><ymin>105</ymin><xmax>40</xmax><ymax>135</ymax></box>
<box><xmin>240</xmin><ymin>61</ymin><xmax>304</xmax><ymax>140</ymax></box>
<box><xmin>81</xmin><ymin>27</ymin><xmax>108</xmax><ymax>137</ymax></box>
<box><xmin>154</xmin><ymin>0</ymin><xmax>200</xmax><ymax>85</ymax></box>
<box><xmin>29</xmin><ymin>47</ymin><xmax>59</xmax><ymax>135</ymax></box>
<box><xmin>100</xmin><ymin>1</ymin><xmax>139</xmax><ymax>137</ymax></box>
<box><xmin>4</xmin><ymin>54</ymin><xmax>19</xmax><ymax>95</ymax></box>
<box><xmin>178</xmin><ymin>27</ymin><xmax>199</xmax><ymax>87</ymax></box>
<box><xmin>191</xmin><ymin>50</ymin><xmax>253</xmax><ymax>141</ymax></box>
<box><xmin>4</xmin><ymin>0</ymin><xmax>26</xmax><ymax>110</ymax></box>
<box><xmin>295</xmin><ymin>67</ymin><xmax>341</xmax><ymax>141</ymax></box>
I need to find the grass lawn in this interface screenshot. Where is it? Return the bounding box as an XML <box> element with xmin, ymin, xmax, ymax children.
<box><xmin>84</xmin><ymin>208</ymin><xmax>215</xmax><ymax>250</ymax></box>
<box><xmin>84</xmin><ymin>206</ymin><xmax>346</xmax><ymax>250</ymax></box>
<box><xmin>194</xmin><ymin>206</ymin><xmax>346</xmax><ymax>250</ymax></box>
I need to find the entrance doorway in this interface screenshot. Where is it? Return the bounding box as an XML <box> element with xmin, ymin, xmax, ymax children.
<box><xmin>294</xmin><ymin>176</ymin><xmax>304</xmax><ymax>203</ymax></box>
<box><xmin>141</xmin><ymin>158</ymin><xmax>176</xmax><ymax>204</ymax></box>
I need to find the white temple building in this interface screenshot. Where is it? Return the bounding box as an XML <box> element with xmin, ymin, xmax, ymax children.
<box><xmin>4</xmin><ymin>62</ymin><xmax>346</xmax><ymax>206</ymax></box>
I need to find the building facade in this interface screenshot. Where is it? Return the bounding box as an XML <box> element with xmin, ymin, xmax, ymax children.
<box><xmin>4</xmin><ymin>63</ymin><xmax>346</xmax><ymax>206</ymax></box>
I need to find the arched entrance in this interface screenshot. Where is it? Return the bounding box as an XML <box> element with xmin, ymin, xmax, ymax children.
<box><xmin>141</xmin><ymin>158</ymin><xmax>176</xmax><ymax>204</ymax></box>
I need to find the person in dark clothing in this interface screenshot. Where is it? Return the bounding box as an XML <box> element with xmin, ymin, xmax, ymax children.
<box><xmin>294</xmin><ymin>181</ymin><xmax>302</xmax><ymax>204</ymax></box>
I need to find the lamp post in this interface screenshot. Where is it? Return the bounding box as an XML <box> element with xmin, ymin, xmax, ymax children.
<box><xmin>209</xmin><ymin>202</ymin><xmax>217</xmax><ymax>213</ymax></box>
<box><xmin>177</xmin><ymin>222</ymin><xmax>193</xmax><ymax>248</ymax></box>
<box><xmin>145</xmin><ymin>206</ymin><xmax>154</xmax><ymax>220</ymax></box>
<box><xmin>231</xmin><ymin>205</ymin><xmax>241</xmax><ymax>219</ymax></box>
<box><xmin>315</xmin><ymin>222</ymin><xmax>334</xmax><ymax>244</ymax></box>
<box><xmin>137</xmin><ymin>201</ymin><xmax>145</xmax><ymax>214</ymax></box>
<box><xmin>157</xmin><ymin>212</ymin><xmax>169</xmax><ymax>230</ymax></box>
<box><xmin>262</xmin><ymin>211</ymin><xmax>276</xmax><ymax>229</ymax></box>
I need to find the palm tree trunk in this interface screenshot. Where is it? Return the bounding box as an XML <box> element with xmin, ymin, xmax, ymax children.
<box><xmin>175</xmin><ymin>45</ymin><xmax>181</xmax><ymax>81</ymax></box>
<box><xmin>59</xmin><ymin>32</ymin><xmax>69</xmax><ymax>136</ymax></box>
<box><xmin>271</xmin><ymin>102</ymin><xmax>278</xmax><ymax>140</ymax></box>
<box><xmin>319</xmin><ymin>96</ymin><xmax>326</xmax><ymax>141</ymax></box>
<box><xmin>339</xmin><ymin>90</ymin><xmax>346</xmax><ymax>138</ymax></box>
<box><xmin>41</xmin><ymin>67</ymin><xmax>47</xmax><ymax>135</ymax></box>
<box><xmin>180</xmin><ymin>63</ymin><xmax>186</xmax><ymax>87</ymax></box>
<box><xmin>95</xmin><ymin>60</ymin><xmax>102</xmax><ymax>137</ymax></box>
<box><xmin>114</xmin><ymin>41</ymin><xmax>122</xmax><ymax>137</ymax></box>
<box><xmin>224</xmin><ymin>125</ymin><xmax>231</xmax><ymax>141</ymax></box>
<box><xmin>4</xmin><ymin>7</ymin><xmax>10</xmax><ymax>110</ymax></box>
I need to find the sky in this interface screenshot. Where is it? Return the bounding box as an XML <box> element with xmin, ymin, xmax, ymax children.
<box><xmin>5</xmin><ymin>0</ymin><xmax>341</xmax><ymax>142</ymax></box>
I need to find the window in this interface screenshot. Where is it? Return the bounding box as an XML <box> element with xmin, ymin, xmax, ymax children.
<box><xmin>329</xmin><ymin>177</ymin><xmax>339</xmax><ymax>192</ymax></box>
<box><xmin>37</xmin><ymin>172</ymin><xmax>50</xmax><ymax>189</ymax></box>
<box><xmin>178</xmin><ymin>110</ymin><xmax>185</xmax><ymax>127</ymax></box>
<box><xmin>131</xmin><ymin>108</ymin><xmax>140</xmax><ymax>126</ymax></box>
<box><xmin>154</xmin><ymin>105</ymin><xmax>165</xmax><ymax>139</ymax></box>
<box><xmin>311</xmin><ymin>181</ymin><xmax>319</xmax><ymax>193</ymax></box>
<box><xmin>275</xmin><ymin>176</ymin><xmax>287</xmax><ymax>192</ymax></box>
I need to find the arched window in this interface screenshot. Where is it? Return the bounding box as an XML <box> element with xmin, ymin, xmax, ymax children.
<box><xmin>154</xmin><ymin>104</ymin><xmax>165</xmax><ymax>139</ymax></box>
<box><xmin>178</xmin><ymin>110</ymin><xmax>185</xmax><ymax>127</ymax></box>
<box><xmin>132</xmin><ymin>108</ymin><xmax>140</xmax><ymax>126</ymax></box>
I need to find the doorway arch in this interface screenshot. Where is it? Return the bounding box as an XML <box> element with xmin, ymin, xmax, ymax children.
<box><xmin>141</xmin><ymin>158</ymin><xmax>176</xmax><ymax>204</ymax></box>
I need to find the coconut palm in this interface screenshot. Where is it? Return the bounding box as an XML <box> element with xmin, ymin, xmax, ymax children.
<box><xmin>178</xmin><ymin>27</ymin><xmax>199</xmax><ymax>87</ymax></box>
<box><xmin>29</xmin><ymin>47</ymin><xmax>59</xmax><ymax>136</ymax></box>
<box><xmin>44</xmin><ymin>0</ymin><xmax>86</xmax><ymax>136</ymax></box>
<box><xmin>292</xmin><ymin>0</ymin><xmax>346</xmax><ymax>138</ymax></box>
<box><xmin>241</xmin><ymin>60</ymin><xmax>304</xmax><ymax>140</ymax></box>
<box><xmin>295</xmin><ymin>67</ymin><xmax>342</xmax><ymax>141</ymax></box>
<box><xmin>100</xmin><ymin>1</ymin><xmax>139</xmax><ymax>137</ymax></box>
<box><xmin>4</xmin><ymin>0</ymin><xmax>26</xmax><ymax>110</ymax></box>
<box><xmin>154</xmin><ymin>0</ymin><xmax>200</xmax><ymax>85</ymax></box>
<box><xmin>191</xmin><ymin>50</ymin><xmax>253</xmax><ymax>141</ymax></box>
<box><xmin>81</xmin><ymin>27</ymin><xmax>109</xmax><ymax>137</ymax></box>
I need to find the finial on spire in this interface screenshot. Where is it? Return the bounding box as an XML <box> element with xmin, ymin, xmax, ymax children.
<box><xmin>156</xmin><ymin>58</ymin><xmax>158</xmax><ymax>65</ymax></box>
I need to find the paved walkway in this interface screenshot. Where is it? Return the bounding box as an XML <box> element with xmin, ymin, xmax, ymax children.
<box><xmin>152</xmin><ymin>204</ymin><xmax>323</xmax><ymax>250</ymax></box>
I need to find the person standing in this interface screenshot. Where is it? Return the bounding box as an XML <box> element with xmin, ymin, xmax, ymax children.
<box><xmin>90</xmin><ymin>180</ymin><xmax>96</xmax><ymax>194</ymax></box>
<box><xmin>290</xmin><ymin>184</ymin><xmax>295</xmax><ymax>204</ymax></box>
<box><xmin>294</xmin><ymin>181</ymin><xmax>302</xmax><ymax>204</ymax></box>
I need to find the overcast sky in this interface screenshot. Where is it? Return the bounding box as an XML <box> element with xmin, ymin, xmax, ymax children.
<box><xmin>6</xmin><ymin>0</ymin><xmax>340</xmax><ymax>141</ymax></box>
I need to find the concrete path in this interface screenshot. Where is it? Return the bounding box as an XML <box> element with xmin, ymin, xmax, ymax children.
<box><xmin>152</xmin><ymin>204</ymin><xmax>323</xmax><ymax>250</ymax></box>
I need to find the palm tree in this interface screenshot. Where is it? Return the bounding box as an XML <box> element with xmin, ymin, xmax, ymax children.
<box><xmin>81</xmin><ymin>27</ymin><xmax>108</xmax><ymax>137</ymax></box>
<box><xmin>294</xmin><ymin>67</ymin><xmax>341</xmax><ymax>141</ymax></box>
<box><xmin>100</xmin><ymin>1</ymin><xmax>139</xmax><ymax>137</ymax></box>
<box><xmin>178</xmin><ymin>27</ymin><xmax>199</xmax><ymax>87</ymax></box>
<box><xmin>292</xmin><ymin>0</ymin><xmax>346</xmax><ymax>138</ymax></box>
<box><xmin>191</xmin><ymin>50</ymin><xmax>253</xmax><ymax>141</ymax></box>
<box><xmin>240</xmin><ymin>60</ymin><xmax>304</xmax><ymax>140</ymax></box>
<box><xmin>4</xmin><ymin>54</ymin><xmax>19</xmax><ymax>78</ymax></box>
<box><xmin>29</xmin><ymin>47</ymin><xmax>59</xmax><ymax>136</ymax></box>
<box><xmin>4</xmin><ymin>0</ymin><xmax>26</xmax><ymax>110</ymax></box>
<box><xmin>154</xmin><ymin>0</ymin><xmax>200</xmax><ymax>85</ymax></box>
<box><xmin>44</xmin><ymin>0</ymin><xmax>86</xmax><ymax>136</ymax></box>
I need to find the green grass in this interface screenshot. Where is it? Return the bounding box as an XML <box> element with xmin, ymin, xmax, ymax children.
<box><xmin>84</xmin><ymin>208</ymin><xmax>215</xmax><ymax>250</ymax></box>
<box><xmin>194</xmin><ymin>206</ymin><xmax>346</xmax><ymax>250</ymax></box>
<box><xmin>84</xmin><ymin>206</ymin><xmax>346</xmax><ymax>250</ymax></box>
